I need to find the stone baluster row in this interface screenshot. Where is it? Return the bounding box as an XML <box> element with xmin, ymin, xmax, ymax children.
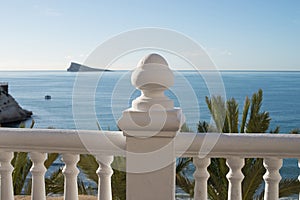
<box><xmin>0</xmin><ymin>152</ymin><xmax>114</xmax><ymax>200</ymax></box>
<box><xmin>193</xmin><ymin>157</ymin><xmax>284</xmax><ymax>200</ymax></box>
<box><xmin>0</xmin><ymin>151</ymin><xmax>14</xmax><ymax>200</ymax></box>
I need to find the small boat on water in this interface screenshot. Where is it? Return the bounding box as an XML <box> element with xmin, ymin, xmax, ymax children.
<box><xmin>45</xmin><ymin>95</ymin><xmax>51</xmax><ymax>100</ymax></box>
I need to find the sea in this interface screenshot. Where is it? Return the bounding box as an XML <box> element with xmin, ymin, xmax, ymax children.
<box><xmin>0</xmin><ymin>70</ymin><xmax>299</xmax><ymax>197</ymax></box>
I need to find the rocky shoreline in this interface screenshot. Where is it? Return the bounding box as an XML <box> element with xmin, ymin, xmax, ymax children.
<box><xmin>0</xmin><ymin>84</ymin><xmax>32</xmax><ymax>125</ymax></box>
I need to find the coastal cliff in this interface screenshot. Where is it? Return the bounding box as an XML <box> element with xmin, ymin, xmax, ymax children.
<box><xmin>67</xmin><ymin>62</ymin><xmax>110</xmax><ymax>72</ymax></box>
<box><xmin>0</xmin><ymin>84</ymin><xmax>32</xmax><ymax>125</ymax></box>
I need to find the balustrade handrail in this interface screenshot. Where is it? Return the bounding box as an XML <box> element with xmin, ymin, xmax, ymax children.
<box><xmin>1</xmin><ymin>128</ymin><xmax>300</xmax><ymax>158</ymax></box>
<box><xmin>177</xmin><ymin>132</ymin><xmax>300</xmax><ymax>158</ymax></box>
<box><xmin>0</xmin><ymin>128</ymin><xmax>125</xmax><ymax>155</ymax></box>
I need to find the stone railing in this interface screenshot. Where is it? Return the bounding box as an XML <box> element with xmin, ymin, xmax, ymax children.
<box><xmin>0</xmin><ymin>53</ymin><xmax>300</xmax><ymax>200</ymax></box>
<box><xmin>0</xmin><ymin>129</ymin><xmax>125</xmax><ymax>200</ymax></box>
<box><xmin>0</xmin><ymin>129</ymin><xmax>300</xmax><ymax>200</ymax></box>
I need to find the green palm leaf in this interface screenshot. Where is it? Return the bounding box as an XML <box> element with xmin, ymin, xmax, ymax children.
<box><xmin>197</xmin><ymin>121</ymin><xmax>209</xmax><ymax>133</ymax></box>
<box><xmin>176</xmin><ymin>171</ymin><xmax>194</xmax><ymax>197</ymax></box>
<box><xmin>45</xmin><ymin>168</ymin><xmax>64</xmax><ymax>195</ymax></box>
<box><xmin>246</xmin><ymin>89</ymin><xmax>271</xmax><ymax>133</ymax></box>
<box><xmin>206</xmin><ymin>96</ymin><xmax>226</xmax><ymax>132</ymax></box>
<box><xmin>226</xmin><ymin>98</ymin><xmax>239</xmax><ymax>133</ymax></box>
<box><xmin>242</xmin><ymin>158</ymin><xmax>265</xmax><ymax>200</ymax></box>
<box><xmin>12</xmin><ymin>152</ymin><xmax>32</xmax><ymax>194</ymax></box>
<box><xmin>240</xmin><ymin>96</ymin><xmax>250</xmax><ymax>133</ymax></box>
<box><xmin>45</xmin><ymin>153</ymin><xmax>59</xmax><ymax>169</ymax></box>
<box><xmin>279</xmin><ymin>178</ymin><xmax>300</xmax><ymax>198</ymax></box>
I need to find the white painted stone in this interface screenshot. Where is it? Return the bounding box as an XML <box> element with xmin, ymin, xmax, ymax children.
<box><xmin>0</xmin><ymin>151</ymin><xmax>14</xmax><ymax>200</ymax></box>
<box><xmin>193</xmin><ymin>157</ymin><xmax>210</xmax><ymax>200</ymax></box>
<box><xmin>118</xmin><ymin>54</ymin><xmax>184</xmax><ymax>200</ymax></box>
<box><xmin>263</xmin><ymin>157</ymin><xmax>282</xmax><ymax>200</ymax></box>
<box><xmin>226</xmin><ymin>157</ymin><xmax>244</xmax><ymax>200</ymax></box>
<box><xmin>96</xmin><ymin>155</ymin><xmax>114</xmax><ymax>200</ymax></box>
<box><xmin>62</xmin><ymin>154</ymin><xmax>80</xmax><ymax>200</ymax></box>
<box><xmin>131</xmin><ymin>53</ymin><xmax>174</xmax><ymax>111</ymax></box>
<box><xmin>30</xmin><ymin>152</ymin><xmax>47</xmax><ymax>200</ymax></box>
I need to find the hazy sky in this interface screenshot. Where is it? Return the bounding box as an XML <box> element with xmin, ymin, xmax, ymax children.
<box><xmin>0</xmin><ymin>0</ymin><xmax>299</xmax><ymax>70</ymax></box>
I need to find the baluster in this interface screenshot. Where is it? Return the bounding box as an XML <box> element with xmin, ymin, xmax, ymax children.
<box><xmin>30</xmin><ymin>152</ymin><xmax>47</xmax><ymax>200</ymax></box>
<box><xmin>62</xmin><ymin>154</ymin><xmax>80</xmax><ymax>200</ymax></box>
<box><xmin>193</xmin><ymin>157</ymin><xmax>210</xmax><ymax>200</ymax></box>
<box><xmin>96</xmin><ymin>155</ymin><xmax>114</xmax><ymax>200</ymax></box>
<box><xmin>0</xmin><ymin>151</ymin><xmax>14</xmax><ymax>200</ymax></box>
<box><xmin>226</xmin><ymin>157</ymin><xmax>244</xmax><ymax>200</ymax></box>
<box><xmin>263</xmin><ymin>157</ymin><xmax>282</xmax><ymax>200</ymax></box>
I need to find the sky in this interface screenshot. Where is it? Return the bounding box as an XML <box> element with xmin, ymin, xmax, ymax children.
<box><xmin>0</xmin><ymin>0</ymin><xmax>299</xmax><ymax>71</ymax></box>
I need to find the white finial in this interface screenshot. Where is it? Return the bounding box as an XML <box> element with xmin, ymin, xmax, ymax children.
<box><xmin>131</xmin><ymin>53</ymin><xmax>174</xmax><ymax>111</ymax></box>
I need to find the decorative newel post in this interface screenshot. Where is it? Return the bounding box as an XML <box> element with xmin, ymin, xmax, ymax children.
<box><xmin>118</xmin><ymin>53</ymin><xmax>184</xmax><ymax>200</ymax></box>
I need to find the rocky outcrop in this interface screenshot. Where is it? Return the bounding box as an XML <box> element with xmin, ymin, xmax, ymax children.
<box><xmin>0</xmin><ymin>85</ymin><xmax>32</xmax><ymax>125</ymax></box>
<box><xmin>67</xmin><ymin>62</ymin><xmax>111</xmax><ymax>72</ymax></box>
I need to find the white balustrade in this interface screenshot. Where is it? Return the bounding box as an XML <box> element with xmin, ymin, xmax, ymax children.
<box><xmin>263</xmin><ymin>157</ymin><xmax>282</xmax><ymax>200</ymax></box>
<box><xmin>0</xmin><ymin>151</ymin><xmax>14</xmax><ymax>200</ymax></box>
<box><xmin>193</xmin><ymin>157</ymin><xmax>210</xmax><ymax>200</ymax></box>
<box><xmin>96</xmin><ymin>155</ymin><xmax>114</xmax><ymax>200</ymax></box>
<box><xmin>30</xmin><ymin>152</ymin><xmax>47</xmax><ymax>200</ymax></box>
<box><xmin>62</xmin><ymin>154</ymin><xmax>80</xmax><ymax>200</ymax></box>
<box><xmin>0</xmin><ymin>53</ymin><xmax>300</xmax><ymax>200</ymax></box>
<box><xmin>226</xmin><ymin>157</ymin><xmax>244</xmax><ymax>200</ymax></box>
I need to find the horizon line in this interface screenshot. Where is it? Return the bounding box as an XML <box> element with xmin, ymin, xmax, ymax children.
<box><xmin>0</xmin><ymin>69</ymin><xmax>300</xmax><ymax>72</ymax></box>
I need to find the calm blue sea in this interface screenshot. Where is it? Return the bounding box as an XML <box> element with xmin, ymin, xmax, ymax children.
<box><xmin>1</xmin><ymin>71</ymin><xmax>299</xmax><ymax>132</ymax></box>
<box><xmin>0</xmin><ymin>70</ymin><xmax>299</xmax><ymax>195</ymax></box>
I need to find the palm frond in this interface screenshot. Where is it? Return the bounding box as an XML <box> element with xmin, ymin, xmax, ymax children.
<box><xmin>242</xmin><ymin>158</ymin><xmax>265</xmax><ymax>200</ymax></box>
<box><xmin>175</xmin><ymin>157</ymin><xmax>194</xmax><ymax>197</ymax></box>
<box><xmin>206</xmin><ymin>96</ymin><xmax>226</xmax><ymax>132</ymax></box>
<box><xmin>289</xmin><ymin>128</ymin><xmax>300</xmax><ymax>134</ymax></box>
<box><xmin>78</xmin><ymin>154</ymin><xmax>98</xmax><ymax>183</ymax></box>
<box><xmin>250</xmin><ymin>89</ymin><xmax>263</xmax><ymax>117</ymax></box>
<box><xmin>226</xmin><ymin>98</ymin><xmax>239</xmax><ymax>133</ymax></box>
<box><xmin>12</xmin><ymin>152</ymin><xmax>32</xmax><ymax>194</ymax></box>
<box><xmin>45</xmin><ymin>168</ymin><xmax>64</xmax><ymax>195</ymax></box>
<box><xmin>176</xmin><ymin>172</ymin><xmax>194</xmax><ymax>197</ymax></box>
<box><xmin>197</xmin><ymin>121</ymin><xmax>209</xmax><ymax>133</ymax></box>
<box><xmin>176</xmin><ymin>158</ymin><xmax>192</xmax><ymax>174</ymax></box>
<box><xmin>208</xmin><ymin>183</ymin><xmax>220</xmax><ymax>200</ymax></box>
<box><xmin>279</xmin><ymin>178</ymin><xmax>300</xmax><ymax>198</ymax></box>
<box><xmin>240</xmin><ymin>96</ymin><xmax>250</xmax><ymax>133</ymax></box>
<box><xmin>78</xmin><ymin>178</ymin><xmax>88</xmax><ymax>195</ymax></box>
<box><xmin>208</xmin><ymin>158</ymin><xmax>228</xmax><ymax>199</ymax></box>
<box><xmin>246</xmin><ymin>90</ymin><xmax>271</xmax><ymax>133</ymax></box>
<box><xmin>270</xmin><ymin>126</ymin><xmax>280</xmax><ymax>134</ymax></box>
<box><xmin>45</xmin><ymin>153</ymin><xmax>59</xmax><ymax>169</ymax></box>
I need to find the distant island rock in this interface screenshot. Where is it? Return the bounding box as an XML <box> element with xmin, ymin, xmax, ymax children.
<box><xmin>67</xmin><ymin>62</ymin><xmax>111</xmax><ymax>72</ymax></box>
<box><xmin>0</xmin><ymin>83</ymin><xmax>32</xmax><ymax>125</ymax></box>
